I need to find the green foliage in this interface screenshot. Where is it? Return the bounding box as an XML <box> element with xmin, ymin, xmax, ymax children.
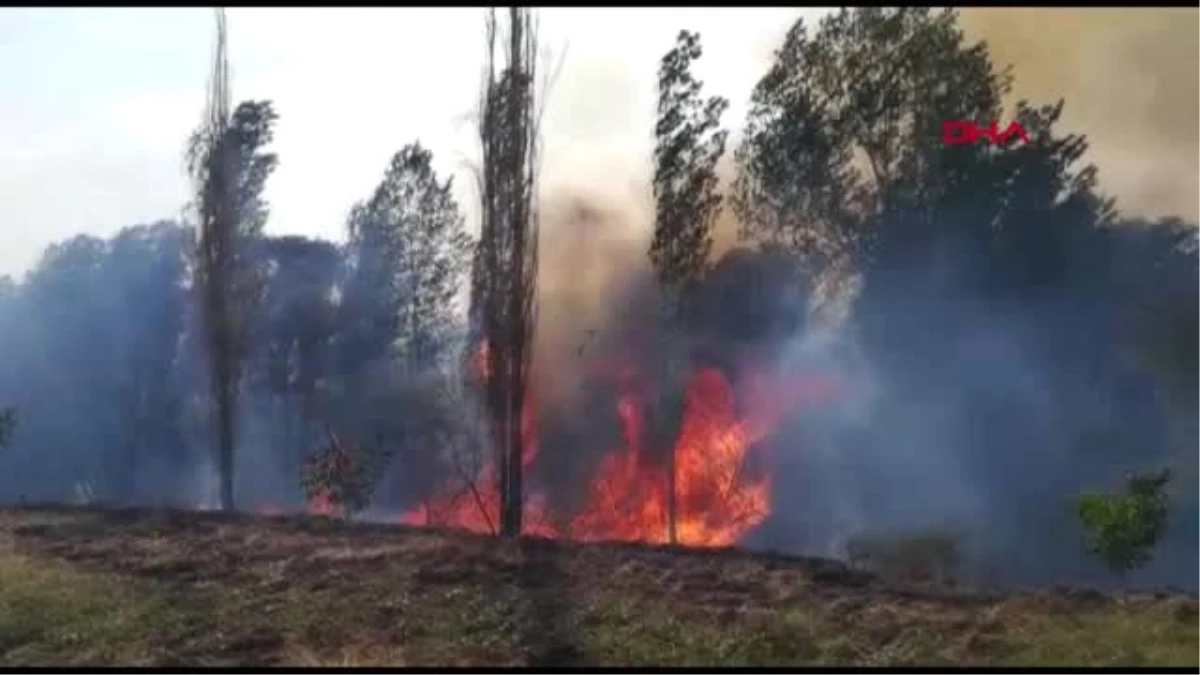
<box><xmin>342</xmin><ymin>142</ymin><xmax>473</xmax><ymax>374</ymax></box>
<box><xmin>732</xmin><ymin>6</ymin><xmax>1111</xmax><ymax>289</ymax></box>
<box><xmin>650</xmin><ymin>29</ymin><xmax>729</xmax><ymax>300</ymax></box>
<box><xmin>1076</xmin><ymin>469</ymin><xmax>1172</xmax><ymax>575</ymax></box>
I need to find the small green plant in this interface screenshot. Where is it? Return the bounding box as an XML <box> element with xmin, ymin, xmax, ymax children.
<box><xmin>1076</xmin><ymin>468</ymin><xmax>1172</xmax><ymax>576</ymax></box>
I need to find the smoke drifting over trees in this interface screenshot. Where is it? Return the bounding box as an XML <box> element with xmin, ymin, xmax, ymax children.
<box><xmin>0</xmin><ymin>7</ymin><xmax>1194</xmax><ymax>590</ymax></box>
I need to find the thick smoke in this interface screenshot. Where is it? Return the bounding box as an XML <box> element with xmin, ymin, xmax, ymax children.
<box><xmin>957</xmin><ymin>8</ymin><xmax>1199</xmax><ymax>222</ymax></box>
<box><xmin>521</xmin><ymin>8</ymin><xmax>1197</xmax><ymax>589</ymax></box>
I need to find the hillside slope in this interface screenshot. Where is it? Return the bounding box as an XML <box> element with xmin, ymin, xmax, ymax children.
<box><xmin>0</xmin><ymin>506</ymin><xmax>1194</xmax><ymax>667</ymax></box>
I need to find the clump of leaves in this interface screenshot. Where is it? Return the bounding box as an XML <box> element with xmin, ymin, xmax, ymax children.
<box><xmin>300</xmin><ymin>430</ymin><xmax>391</xmax><ymax>516</ymax></box>
<box><xmin>0</xmin><ymin>407</ymin><xmax>15</xmax><ymax>448</ymax></box>
<box><xmin>1076</xmin><ymin>468</ymin><xmax>1172</xmax><ymax>576</ymax></box>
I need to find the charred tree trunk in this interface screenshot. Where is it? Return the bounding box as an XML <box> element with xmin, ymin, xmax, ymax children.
<box><xmin>666</xmin><ymin>414</ymin><xmax>677</xmax><ymax>545</ymax></box>
<box><xmin>650</xmin><ymin>340</ymin><xmax>687</xmax><ymax>545</ymax></box>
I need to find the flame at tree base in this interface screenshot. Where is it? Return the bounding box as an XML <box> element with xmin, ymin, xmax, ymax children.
<box><xmin>392</xmin><ymin>358</ymin><xmax>838</xmax><ymax>548</ymax></box>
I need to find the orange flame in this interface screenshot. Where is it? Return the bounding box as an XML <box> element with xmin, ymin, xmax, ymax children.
<box><xmin>399</xmin><ymin>356</ymin><xmax>556</xmax><ymax>538</ymax></box>
<box><xmin>215</xmin><ymin>332</ymin><xmax>838</xmax><ymax>550</ymax></box>
<box><xmin>393</xmin><ymin>340</ymin><xmax>839</xmax><ymax>547</ymax></box>
<box><xmin>307</xmin><ymin>488</ymin><xmax>339</xmax><ymax>517</ymax></box>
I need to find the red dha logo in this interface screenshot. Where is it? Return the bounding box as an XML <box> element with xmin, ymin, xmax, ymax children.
<box><xmin>942</xmin><ymin>120</ymin><xmax>1029</xmax><ymax>146</ymax></box>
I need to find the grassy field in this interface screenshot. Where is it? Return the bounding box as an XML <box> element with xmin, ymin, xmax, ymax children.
<box><xmin>0</xmin><ymin>506</ymin><xmax>1194</xmax><ymax>667</ymax></box>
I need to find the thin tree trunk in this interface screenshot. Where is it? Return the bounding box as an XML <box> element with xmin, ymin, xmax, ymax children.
<box><xmin>217</xmin><ymin>380</ymin><xmax>235</xmax><ymax>510</ymax></box>
<box><xmin>667</xmin><ymin>439</ymin><xmax>677</xmax><ymax>544</ymax></box>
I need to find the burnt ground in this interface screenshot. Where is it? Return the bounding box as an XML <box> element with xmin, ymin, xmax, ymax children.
<box><xmin>0</xmin><ymin>505</ymin><xmax>1195</xmax><ymax>667</ymax></box>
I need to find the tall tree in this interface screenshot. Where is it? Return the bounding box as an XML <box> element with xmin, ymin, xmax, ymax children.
<box><xmin>732</xmin><ymin>7</ymin><xmax>1194</xmax><ymax>583</ymax></box>
<box><xmin>104</xmin><ymin>223</ymin><xmax>192</xmax><ymax>500</ymax></box>
<box><xmin>648</xmin><ymin>30</ymin><xmax>728</xmax><ymax>544</ymax></box>
<box><xmin>476</xmin><ymin>7</ymin><xmax>544</xmax><ymax>537</ymax></box>
<box><xmin>250</xmin><ymin>235</ymin><xmax>342</xmax><ymax>489</ymax></box>
<box><xmin>343</xmin><ymin>143</ymin><xmax>473</xmax><ymax>376</ymax></box>
<box><xmin>0</xmin><ymin>226</ymin><xmax>194</xmax><ymax>504</ymax></box>
<box><xmin>732</xmin><ymin>8</ymin><xmax>1016</xmax><ymax>277</ymax></box>
<box><xmin>332</xmin><ymin>143</ymin><xmax>474</xmax><ymax>509</ymax></box>
<box><xmin>185</xmin><ymin>9</ymin><xmax>279</xmax><ymax>510</ymax></box>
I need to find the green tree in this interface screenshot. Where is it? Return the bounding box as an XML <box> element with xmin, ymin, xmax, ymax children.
<box><xmin>186</xmin><ymin>9</ymin><xmax>279</xmax><ymax>511</ymax></box>
<box><xmin>651</xmin><ymin>30</ymin><xmax>728</xmax><ymax>298</ymax></box>
<box><xmin>1077</xmin><ymin>469</ymin><xmax>1172</xmax><ymax>577</ymax></box>
<box><xmin>333</xmin><ymin>143</ymin><xmax>473</xmax><ymax>513</ymax></box>
<box><xmin>730</xmin><ymin>7</ymin><xmax>1190</xmax><ymax>582</ymax></box>
<box><xmin>343</xmin><ymin>143</ymin><xmax>473</xmax><ymax>376</ymax></box>
<box><xmin>250</xmin><ymin>235</ymin><xmax>342</xmax><ymax>495</ymax></box>
<box><xmin>649</xmin><ymin>29</ymin><xmax>728</xmax><ymax>544</ymax></box>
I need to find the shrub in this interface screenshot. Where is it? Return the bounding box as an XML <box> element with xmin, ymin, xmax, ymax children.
<box><xmin>300</xmin><ymin>431</ymin><xmax>390</xmax><ymax>516</ymax></box>
<box><xmin>1076</xmin><ymin>468</ymin><xmax>1171</xmax><ymax>576</ymax></box>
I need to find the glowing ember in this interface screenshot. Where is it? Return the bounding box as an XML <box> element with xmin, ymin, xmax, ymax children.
<box><xmin>569</xmin><ymin>366</ymin><xmax>779</xmax><ymax>546</ymax></box>
<box><xmin>307</xmin><ymin>488</ymin><xmax>340</xmax><ymax>517</ymax></box>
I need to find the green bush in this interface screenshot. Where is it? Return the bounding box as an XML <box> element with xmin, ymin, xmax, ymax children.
<box><xmin>1076</xmin><ymin>469</ymin><xmax>1171</xmax><ymax>576</ymax></box>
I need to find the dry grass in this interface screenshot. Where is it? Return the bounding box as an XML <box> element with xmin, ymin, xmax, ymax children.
<box><xmin>0</xmin><ymin>506</ymin><xmax>1194</xmax><ymax>667</ymax></box>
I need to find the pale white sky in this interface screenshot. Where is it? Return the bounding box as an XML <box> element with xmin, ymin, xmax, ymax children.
<box><xmin>0</xmin><ymin>7</ymin><xmax>819</xmax><ymax>276</ymax></box>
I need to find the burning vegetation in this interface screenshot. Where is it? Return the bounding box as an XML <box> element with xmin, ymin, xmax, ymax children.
<box><xmin>0</xmin><ymin>7</ymin><xmax>1195</xmax><ymax>598</ymax></box>
<box><xmin>396</xmin><ymin>340</ymin><xmax>838</xmax><ymax>547</ymax></box>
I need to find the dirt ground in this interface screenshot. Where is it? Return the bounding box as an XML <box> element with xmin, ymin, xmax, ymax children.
<box><xmin>0</xmin><ymin>506</ymin><xmax>1195</xmax><ymax>667</ymax></box>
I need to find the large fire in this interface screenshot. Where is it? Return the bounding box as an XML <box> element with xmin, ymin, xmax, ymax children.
<box><xmin>383</xmin><ymin>340</ymin><xmax>838</xmax><ymax>548</ymax></box>
<box><xmin>219</xmin><ymin>247</ymin><xmax>837</xmax><ymax>550</ymax></box>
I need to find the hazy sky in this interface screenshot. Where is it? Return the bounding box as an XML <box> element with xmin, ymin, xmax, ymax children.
<box><xmin>1</xmin><ymin>8</ymin><xmax>1195</xmax><ymax>277</ymax></box>
<box><xmin>0</xmin><ymin>7</ymin><xmax>809</xmax><ymax>276</ymax></box>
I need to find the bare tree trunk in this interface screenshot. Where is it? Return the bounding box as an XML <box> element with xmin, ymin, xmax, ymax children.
<box><xmin>215</xmin><ymin>350</ymin><xmax>237</xmax><ymax>509</ymax></box>
<box><xmin>503</xmin><ymin>5</ymin><xmax>528</xmax><ymax>539</ymax></box>
<box><xmin>666</xmin><ymin>427</ymin><xmax>677</xmax><ymax>545</ymax></box>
